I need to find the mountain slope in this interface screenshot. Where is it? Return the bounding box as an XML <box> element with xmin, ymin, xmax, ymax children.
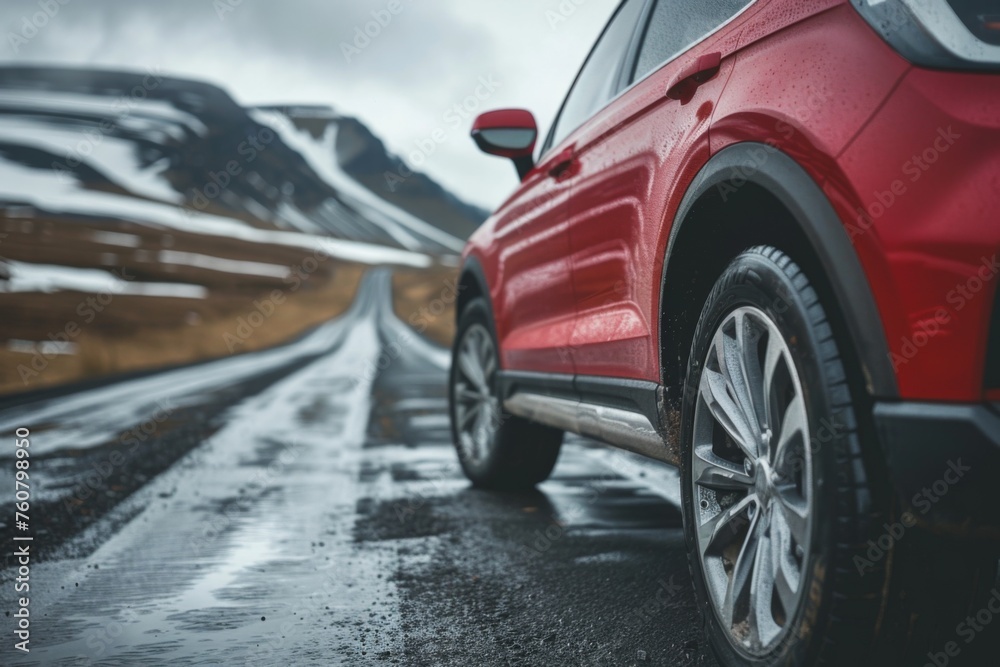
<box><xmin>257</xmin><ymin>106</ymin><xmax>487</xmax><ymax>240</ymax></box>
<box><xmin>0</xmin><ymin>65</ymin><xmax>474</xmax><ymax>395</ymax></box>
<box><xmin>0</xmin><ymin>66</ymin><xmax>477</xmax><ymax>257</ymax></box>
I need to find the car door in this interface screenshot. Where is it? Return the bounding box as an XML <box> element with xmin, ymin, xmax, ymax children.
<box><xmin>564</xmin><ymin>0</ymin><xmax>757</xmax><ymax>381</ymax></box>
<box><xmin>495</xmin><ymin>0</ymin><xmax>649</xmax><ymax>376</ymax></box>
<box><xmin>490</xmin><ymin>154</ymin><xmax>578</xmax><ymax>375</ymax></box>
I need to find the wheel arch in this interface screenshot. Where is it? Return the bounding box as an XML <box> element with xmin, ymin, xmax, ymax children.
<box><xmin>457</xmin><ymin>255</ymin><xmax>498</xmax><ymax>342</ymax></box>
<box><xmin>659</xmin><ymin>142</ymin><xmax>898</xmax><ymax>404</ymax></box>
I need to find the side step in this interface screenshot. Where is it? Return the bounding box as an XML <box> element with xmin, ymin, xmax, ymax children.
<box><xmin>504</xmin><ymin>392</ymin><xmax>674</xmax><ymax>464</ymax></box>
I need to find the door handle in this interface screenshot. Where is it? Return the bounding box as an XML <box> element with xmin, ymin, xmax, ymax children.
<box><xmin>666</xmin><ymin>52</ymin><xmax>722</xmax><ymax>101</ymax></box>
<box><xmin>548</xmin><ymin>148</ymin><xmax>577</xmax><ymax>181</ymax></box>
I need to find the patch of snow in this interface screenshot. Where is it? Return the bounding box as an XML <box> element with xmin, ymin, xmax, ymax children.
<box><xmin>0</xmin><ymin>260</ymin><xmax>208</xmax><ymax>299</ymax></box>
<box><xmin>252</xmin><ymin>110</ymin><xmax>465</xmax><ymax>254</ymax></box>
<box><xmin>0</xmin><ymin>90</ymin><xmax>208</xmax><ymax>136</ymax></box>
<box><xmin>158</xmin><ymin>250</ymin><xmax>290</xmax><ymax>279</ymax></box>
<box><xmin>0</xmin><ymin>154</ymin><xmax>433</xmax><ymax>268</ymax></box>
<box><xmin>7</xmin><ymin>339</ymin><xmax>78</xmax><ymax>356</ymax></box>
<box><xmin>90</xmin><ymin>231</ymin><xmax>143</xmax><ymax>248</ymax></box>
<box><xmin>0</xmin><ymin>117</ymin><xmax>183</xmax><ymax>203</ymax></box>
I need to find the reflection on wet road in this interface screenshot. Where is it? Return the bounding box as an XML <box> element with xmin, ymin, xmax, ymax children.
<box><xmin>0</xmin><ymin>270</ymin><xmax>715</xmax><ymax>666</ymax></box>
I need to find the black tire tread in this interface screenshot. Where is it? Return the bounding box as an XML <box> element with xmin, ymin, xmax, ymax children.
<box><xmin>449</xmin><ymin>298</ymin><xmax>563</xmax><ymax>490</ymax></box>
<box><xmin>685</xmin><ymin>246</ymin><xmax>996</xmax><ymax>666</ymax></box>
<box><xmin>684</xmin><ymin>246</ymin><xmax>884</xmax><ymax>667</ymax></box>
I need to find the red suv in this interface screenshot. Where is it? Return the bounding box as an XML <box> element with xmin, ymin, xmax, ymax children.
<box><xmin>450</xmin><ymin>0</ymin><xmax>1000</xmax><ymax>665</ymax></box>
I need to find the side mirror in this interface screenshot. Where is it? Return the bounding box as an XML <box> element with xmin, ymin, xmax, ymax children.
<box><xmin>471</xmin><ymin>109</ymin><xmax>537</xmax><ymax>181</ymax></box>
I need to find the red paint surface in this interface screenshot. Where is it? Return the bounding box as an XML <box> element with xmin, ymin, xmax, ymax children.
<box><xmin>464</xmin><ymin>0</ymin><xmax>999</xmax><ymax>402</ymax></box>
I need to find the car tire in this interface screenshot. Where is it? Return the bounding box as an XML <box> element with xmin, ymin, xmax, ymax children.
<box><xmin>680</xmin><ymin>245</ymin><xmax>999</xmax><ymax>666</ymax></box>
<box><xmin>449</xmin><ymin>297</ymin><xmax>562</xmax><ymax>489</ymax></box>
<box><xmin>680</xmin><ymin>245</ymin><xmax>888</xmax><ymax>666</ymax></box>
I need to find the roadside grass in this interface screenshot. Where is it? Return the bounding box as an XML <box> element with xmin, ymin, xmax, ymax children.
<box><xmin>0</xmin><ymin>212</ymin><xmax>367</xmax><ymax>395</ymax></box>
<box><xmin>391</xmin><ymin>265</ymin><xmax>459</xmax><ymax>348</ymax></box>
<box><xmin>0</xmin><ymin>210</ymin><xmax>463</xmax><ymax>397</ymax></box>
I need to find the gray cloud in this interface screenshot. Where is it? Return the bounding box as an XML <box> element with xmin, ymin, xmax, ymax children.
<box><xmin>0</xmin><ymin>0</ymin><xmax>618</xmax><ymax>209</ymax></box>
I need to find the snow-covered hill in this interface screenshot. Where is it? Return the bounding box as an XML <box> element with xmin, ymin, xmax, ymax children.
<box><xmin>0</xmin><ymin>66</ymin><xmax>478</xmax><ymax>258</ymax></box>
<box><xmin>0</xmin><ymin>66</ymin><xmax>474</xmax><ymax>396</ymax></box>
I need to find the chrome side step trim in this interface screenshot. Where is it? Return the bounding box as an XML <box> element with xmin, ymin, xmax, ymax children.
<box><xmin>504</xmin><ymin>392</ymin><xmax>671</xmax><ymax>463</ymax></box>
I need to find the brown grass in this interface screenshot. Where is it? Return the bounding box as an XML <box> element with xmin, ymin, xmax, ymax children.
<box><xmin>0</xmin><ymin>209</ymin><xmax>464</xmax><ymax>397</ymax></box>
<box><xmin>0</xmin><ymin>264</ymin><xmax>365</xmax><ymax>395</ymax></box>
<box><xmin>0</xmin><ymin>211</ymin><xmax>370</xmax><ymax>396</ymax></box>
<box><xmin>391</xmin><ymin>265</ymin><xmax>460</xmax><ymax>348</ymax></box>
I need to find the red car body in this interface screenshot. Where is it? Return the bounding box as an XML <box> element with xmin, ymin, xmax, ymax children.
<box><xmin>459</xmin><ymin>0</ymin><xmax>999</xmax><ymax>529</ymax></box>
<box><xmin>466</xmin><ymin>0</ymin><xmax>998</xmax><ymax>401</ymax></box>
<box><xmin>455</xmin><ymin>0</ymin><xmax>1000</xmax><ymax>661</ymax></box>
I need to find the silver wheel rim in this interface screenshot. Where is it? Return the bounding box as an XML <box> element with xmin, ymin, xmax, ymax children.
<box><xmin>453</xmin><ymin>323</ymin><xmax>499</xmax><ymax>465</ymax></box>
<box><xmin>692</xmin><ymin>306</ymin><xmax>813</xmax><ymax>656</ymax></box>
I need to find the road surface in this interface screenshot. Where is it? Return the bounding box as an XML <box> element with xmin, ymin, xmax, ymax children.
<box><xmin>0</xmin><ymin>270</ymin><xmax>715</xmax><ymax>666</ymax></box>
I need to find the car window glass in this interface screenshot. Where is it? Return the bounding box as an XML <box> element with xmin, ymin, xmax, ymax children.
<box><xmin>632</xmin><ymin>0</ymin><xmax>751</xmax><ymax>83</ymax></box>
<box><xmin>549</xmin><ymin>0</ymin><xmax>646</xmax><ymax>149</ymax></box>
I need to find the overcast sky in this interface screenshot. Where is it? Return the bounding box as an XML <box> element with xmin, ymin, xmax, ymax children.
<box><xmin>0</xmin><ymin>0</ymin><xmax>619</xmax><ymax>211</ymax></box>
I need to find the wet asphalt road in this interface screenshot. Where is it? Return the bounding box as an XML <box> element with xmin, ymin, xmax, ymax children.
<box><xmin>0</xmin><ymin>269</ymin><xmax>716</xmax><ymax>666</ymax></box>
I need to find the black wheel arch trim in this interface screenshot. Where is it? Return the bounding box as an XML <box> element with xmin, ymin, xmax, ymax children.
<box><xmin>456</xmin><ymin>255</ymin><xmax>498</xmax><ymax>341</ymax></box>
<box><xmin>660</xmin><ymin>142</ymin><xmax>899</xmax><ymax>399</ymax></box>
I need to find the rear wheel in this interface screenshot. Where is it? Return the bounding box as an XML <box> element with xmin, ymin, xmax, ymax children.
<box><xmin>681</xmin><ymin>246</ymin><xmax>881</xmax><ymax>666</ymax></box>
<box><xmin>449</xmin><ymin>298</ymin><xmax>562</xmax><ymax>489</ymax></box>
<box><xmin>681</xmin><ymin>245</ymin><xmax>999</xmax><ymax>666</ymax></box>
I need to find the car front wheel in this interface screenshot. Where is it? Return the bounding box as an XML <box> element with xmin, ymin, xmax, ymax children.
<box><xmin>449</xmin><ymin>297</ymin><xmax>562</xmax><ymax>489</ymax></box>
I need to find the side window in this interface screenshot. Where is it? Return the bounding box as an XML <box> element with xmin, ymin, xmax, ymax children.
<box><xmin>632</xmin><ymin>0</ymin><xmax>752</xmax><ymax>83</ymax></box>
<box><xmin>548</xmin><ymin>0</ymin><xmax>647</xmax><ymax>150</ymax></box>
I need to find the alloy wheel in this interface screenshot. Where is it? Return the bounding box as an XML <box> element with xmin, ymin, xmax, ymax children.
<box><xmin>453</xmin><ymin>323</ymin><xmax>500</xmax><ymax>466</ymax></box>
<box><xmin>691</xmin><ymin>306</ymin><xmax>814</xmax><ymax>656</ymax></box>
